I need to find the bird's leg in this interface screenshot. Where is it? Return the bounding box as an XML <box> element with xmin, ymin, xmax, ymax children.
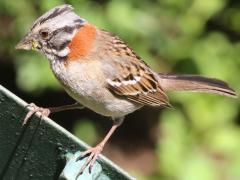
<box><xmin>76</xmin><ymin>117</ymin><xmax>124</xmax><ymax>176</ymax></box>
<box><xmin>23</xmin><ymin>102</ymin><xmax>83</xmax><ymax>125</ymax></box>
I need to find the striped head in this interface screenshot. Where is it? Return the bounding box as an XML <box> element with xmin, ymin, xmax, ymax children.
<box><xmin>16</xmin><ymin>4</ymin><xmax>93</xmax><ymax>61</ymax></box>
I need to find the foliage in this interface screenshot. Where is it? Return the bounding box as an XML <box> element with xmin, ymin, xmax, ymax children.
<box><xmin>0</xmin><ymin>0</ymin><xmax>239</xmax><ymax>179</ymax></box>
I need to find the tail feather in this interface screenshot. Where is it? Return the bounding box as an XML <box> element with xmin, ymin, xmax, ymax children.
<box><xmin>159</xmin><ymin>74</ymin><xmax>237</xmax><ymax>98</ymax></box>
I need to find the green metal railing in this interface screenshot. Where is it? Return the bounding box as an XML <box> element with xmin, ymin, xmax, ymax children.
<box><xmin>0</xmin><ymin>85</ymin><xmax>134</xmax><ymax>180</ymax></box>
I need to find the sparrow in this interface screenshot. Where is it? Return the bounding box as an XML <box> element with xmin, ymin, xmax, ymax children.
<box><xmin>16</xmin><ymin>4</ymin><xmax>237</xmax><ymax>175</ymax></box>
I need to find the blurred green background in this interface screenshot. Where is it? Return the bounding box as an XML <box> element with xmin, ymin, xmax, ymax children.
<box><xmin>0</xmin><ymin>0</ymin><xmax>240</xmax><ymax>179</ymax></box>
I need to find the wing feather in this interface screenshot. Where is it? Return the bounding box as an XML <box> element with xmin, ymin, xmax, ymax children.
<box><xmin>107</xmin><ymin>68</ymin><xmax>170</xmax><ymax>107</ymax></box>
<box><xmin>100</xmin><ymin>30</ymin><xmax>171</xmax><ymax>107</ymax></box>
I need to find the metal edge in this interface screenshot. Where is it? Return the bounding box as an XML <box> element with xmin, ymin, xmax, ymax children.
<box><xmin>0</xmin><ymin>84</ymin><xmax>135</xmax><ymax>180</ymax></box>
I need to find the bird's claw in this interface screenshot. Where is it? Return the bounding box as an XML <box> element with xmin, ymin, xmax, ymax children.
<box><xmin>22</xmin><ymin>103</ymin><xmax>50</xmax><ymax>125</ymax></box>
<box><xmin>76</xmin><ymin>143</ymin><xmax>103</xmax><ymax>178</ymax></box>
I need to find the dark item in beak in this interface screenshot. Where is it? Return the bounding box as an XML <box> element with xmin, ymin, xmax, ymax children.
<box><xmin>15</xmin><ymin>35</ymin><xmax>41</xmax><ymax>50</ymax></box>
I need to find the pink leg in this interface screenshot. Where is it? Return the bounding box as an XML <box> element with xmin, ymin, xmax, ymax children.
<box><xmin>22</xmin><ymin>102</ymin><xmax>83</xmax><ymax>125</ymax></box>
<box><xmin>76</xmin><ymin>117</ymin><xmax>124</xmax><ymax>176</ymax></box>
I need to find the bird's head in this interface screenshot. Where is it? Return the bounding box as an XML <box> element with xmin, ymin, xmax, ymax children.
<box><xmin>16</xmin><ymin>4</ymin><xmax>95</xmax><ymax>62</ymax></box>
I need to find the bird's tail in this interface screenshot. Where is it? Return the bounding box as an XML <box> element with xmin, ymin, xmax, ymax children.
<box><xmin>158</xmin><ymin>74</ymin><xmax>237</xmax><ymax>98</ymax></box>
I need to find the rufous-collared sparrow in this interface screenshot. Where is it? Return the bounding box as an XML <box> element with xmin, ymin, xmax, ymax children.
<box><xmin>16</xmin><ymin>4</ymin><xmax>237</xmax><ymax>174</ymax></box>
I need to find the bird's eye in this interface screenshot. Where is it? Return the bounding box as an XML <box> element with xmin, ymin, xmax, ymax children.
<box><xmin>40</xmin><ymin>30</ymin><xmax>49</xmax><ymax>39</ymax></box>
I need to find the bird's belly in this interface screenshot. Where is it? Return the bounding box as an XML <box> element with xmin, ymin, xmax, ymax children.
<box><xmin>65</xmin><ymin>87</ymin><xmax>141</xmax><ymax>117</ymax></box>
<box><xmin>51</xmin><ymin>60</ymin><xmax>141</xmax><ymax>118</ymax></box>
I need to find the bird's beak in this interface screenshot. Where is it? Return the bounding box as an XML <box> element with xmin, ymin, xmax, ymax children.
<box><xmin>15</xmin><ymin>35</ymin><xmax>41</xmax><ymax>50</ymax></box>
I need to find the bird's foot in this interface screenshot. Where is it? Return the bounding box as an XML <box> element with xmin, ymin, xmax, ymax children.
<box><xmin>76</xmin><ymin>143</ymin><xmax>104</xmax><ymax>176</ymax></box>
<box><xmin>23</xmin><ymin>103</ymin><xmax>50</xmax><ymax>125</ymax></box>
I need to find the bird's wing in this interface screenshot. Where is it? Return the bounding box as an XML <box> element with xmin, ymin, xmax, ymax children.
<box><xmin>101</xmin><ymin>31</ymin><xmax>170</xmax><ymax>107</ymax></box>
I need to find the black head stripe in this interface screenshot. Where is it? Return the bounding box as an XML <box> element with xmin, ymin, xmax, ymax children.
<box><xmin>51</xmin><ymin>26</ymin><xmax>74</xmax><ymax>36</ymax></box>
<box><xmin>74</xmin><ymin>19</ymin><xmax>85</xmax><ymax>24</ymax></box>
<box><xmin>39</xmin><ymin>5</ymin><xmax>72</xmax><ymax>25</ymax></box>
<box><xmin>31</xmin><ymin>5</ymin><xmax>73</xmax><ymax>30</ymax></box>
<box><xmin>51</xmin><ymin>24</ymin><xmax>82</xmax><ymax>37</ymax></box>
<box><xmin>61</xmin><ymin>26</ymin><xmax>76</xmax><ymax>34</ymax></box>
